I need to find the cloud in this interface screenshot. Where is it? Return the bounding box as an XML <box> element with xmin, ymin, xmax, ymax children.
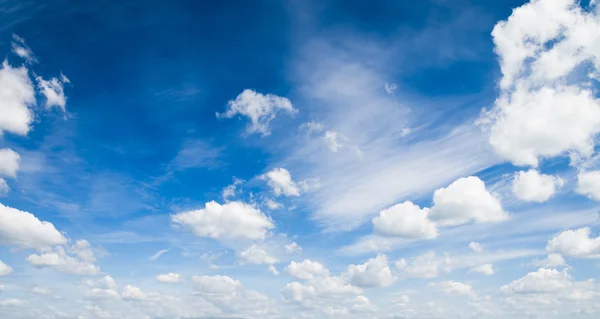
<box><xmin>85</xmin><ymin>275</ymin><xmax>119</xmax><ymax>300</ymax></box>
<box><xmin>0</xmin><ymin>260</ymin><xmax>12</xmax><ymax>276</ymax></box>
<box><xmin>149</xmin><ymin>248</ymin><xmax>170</xmax><ymax>261</ymax></box>
<box><xmin>501</xmin><ymin>268</ymin><xmax>573</xmax><ymax>294</ymax></box>
<box><xmin>169</xmin><ymin>140</ymin><xmax>224</xmax><ymax>171</ymax></box>
<box><xmin>0</xmin><ymin>149</ymin><xmax>20</xmax><ymax>178</ymax></box>
<box><xmin>222</xmin><ymin>177</ymin><xmax>244</xmax><ymax>200</ymax></box>
<box><xmin>192</xmin><ymin>275</ymin><xmax>243</xmax><ymax>295</ymax></box>
<box><xmin>285</xmin><ymin>260</ymin><xmax>329</xmax><ymax>280</ymax></box>
<box><xmin>469</xmin><ymin>263</ymin><xmax>494</xmax><ymax>275</ymax></box>
<box><xmin>481</xmin><ymin>0</ymin><xmax>600</xmax><ymax>167</ymax></box>
<box><xmin>27</xmin><ymin>242</ymin><xmax>100</xmax><ymax>275</ymax></box>
<box><xmin>576</xmin><ymin>170</ymin><xmax>600</xmax><ymax>201</ymax></box>
<box><xmin>469</xmin><ymin>242</ymin><xmax>483</xmax><ymax>253</ymax></box>
<box><xmin>345</xmin><ymin>254</ymin><xmax>397</xmax><ymax>288</ymax></box>
<box><xmin>372</xmin><ymin>201</ymin><xmax>438</xmax><ymax>239</ymax></box>
<box><xmin>430</xmin><ymin>281</ymin><xmax>476</xmax><ymax>296</ymax></box>
<box><xmin>323</xmin><ymin>130</ymin><xmax>344</xmax><ymax>152</ymax></box>
<box><xmin>31</xmin><ymin>287</ymin><xmax>51</xmax><ymax>295</ymax></box>
<box><xmin>261</xmin><ymin>168</ymin><xmax>301</xmax><ymax>197</ymax></box>
<box><xmin>217</xmin><ymin>89</ymin><xmax>297</xmax><ymax>136</ymax></box>
<box><xmin>512</xmin><ymin>169</ymin><xmax>563</xmax><ymax>202</ymax></box>
<box><xmin>36</xmin><ymin>76</ymin><xmax>68</xmax><ymax>111</ymax></box>
<box><xmin>284</xmin><ymin>242</ymin><xmax>302</xmax><ymax>254</ymax></box>
<box><xmin>428</xmin><ymin>176</ymin><xmax>509</xmax><ymax>226</ymax></box>
<box><xmin>239</xmin><ymin>244</ymin><xmax>279</xmax><ymax>265</ymax></box>
<box><xmin>0</xmin><ymin>202</ymin><xmax>66</xmax><ymax>249</ymax></box>
<box><xmin>533</xmin><ymin>253</ymin><xmax>567</xmax><ymax>268</ymax></box>
<box><xmin>396</xmin><ymin>251</ymin><xmax>450</xmax><ymax>279</ymax></box>
<box><xmin>282</xmin><ymin>276</ymin><xmax>361</xmax><ymax>303</ymax></box>
<box><xmin>156</xmin><ymin>273</ymin><xmax>182</xmax><ymax>284</ymax></box>
<box><xmin>546</xmin><ymin>227</ymin><xmax>600</xmax><ymax>258</ymax></box>
<box><xmin>384</xmin><ymin>82</ymin><xmax>397</xmax><ymax>95</ymax></box>
<box><xmin>171</xmin><ymin>200</ymin><xmax>274</xmax><ymax>241</ymax></box>
<box><xmin>0</xmin><ymin>60</ymin><xmax>35</xmax><ymax>136</ymax></box>
<box><xmin>11</xmin><ymin>34</ymin><xmax>36</xmax><ymax>64</ymax></box>
<box><xmin>300</xmin><ymin>121</ymin><xmax>324</xmax><ymax>134</ymax></box>
<box><xmin>122</xmin><ymin>285</ymin><xmax>148</xmax><ymax>301</ymax></box>
<box><xmin>0</xmin><ymin>179</ymin><xmax>8</xmax><ymax>197</ymax></box>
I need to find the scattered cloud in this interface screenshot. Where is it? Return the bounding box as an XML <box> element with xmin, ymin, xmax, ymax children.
<box><xmin>512</xmin><ymin>169</ymin><xmax>563</xmax><ymax>202</ymax></box>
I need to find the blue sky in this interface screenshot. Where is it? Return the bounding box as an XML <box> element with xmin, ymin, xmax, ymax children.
<box><xmin>1</xmin><ymin>0</ymin><xmax>600</xmax><ymax>318</ymax></box>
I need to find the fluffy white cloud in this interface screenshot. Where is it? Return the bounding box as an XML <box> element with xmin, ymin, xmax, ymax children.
<box><xmin>192</xmin><ymin>275</ymin><xmax>243</xmax><ymax>295</ymax></box>
<box><xmin>27</xmin><ymin>245</ymin><xmax>100</xmax><ymax>275</ymax></box>
<box><xmin>122</xmin><ymin>285</ymin><xmax>148</xmax><ymax>301</ymax></box>
<box><xmin>31</xmin><ymin>287</ymin><xmax>51</xmax><ymax>295</ymax></box>
<box><xmin>156</xmin><ymin>273</ymin><xmax>182</xmax><ymax>284</ymax></box>
<box><xmin>501</xmin><ymin>268</ymin><xmax>572</xmax><ymax>294</ymax></box>
<box><xmin>345</xmin><ymin>254</ymin><xmax>397</xmax><ymax>288</ymax></box>
<box><xmin>85</xmin><ymin>275</ymin><xmax>119</xmax><ymax>300</ymax></box>
<box><xmin>0</xmin><ymin>60</ymin><xmax>35</xmax><ymax>136</ymax></box>
<box><xmin>482</xmin><ymin>0</ymin><xmax>600</xmax><ymax>166</ymax></box>
<box><xmin>428</xmin><ymin>176</ymin><xmax>509</xmax><ymax>226</ymax></box>
<box><xmin>265</xmin><ymin>198</ymin><xmax>282</xmax><ymax>209</ymax></box>
<box><xmin>285</xmin><ymin>260</ymin><xmax>329</xmax><ymax>280</ymax></box>
<box><xmin>534</xmin><ymin>253</ymin><xmax>567</xmax><ymax>268</ymax></box>
<box><xmin>281</xmin><ymin>282</ymin><xmax>317</xmax><ymax>302</ymax></box>
<box><xmin>217</xmin><ymin>89</ymin><xmax>297</xmax><ymax>136</ymax></box>
<box><xmin>512</xmin><ymin>169</ymin><xmax>563</xmax><ymax>202</ymax></box>
<box><xmin>239</xmin><ymin>244</ymin><xmax>279</xmax><ymax>265</ymax></box>
<box><xmin>576</xmin><ymin>170</ymin><xmax>600</xmax><ymax>201</ymax></box>
<box><xmin>282</xmin><ymin>275</ymin><xmax>361</xmax><ymax>303</ymax></box>
<box><xmin>222</xmin><ymin>177</ymin><xmax>243</xmax><ymax>200</ymax></box>
<box><xmin>262</xmin><ymin>168</ymin><xmax>301</xmax><ymax>197</ymax></box>
<box><xmin>469</xmin><ymin>264</ymin><xmax>494</xmax><ymax>275</ymax></box>
<box><xmin>0</xmin><ymin>202</ymin><xmax>66</xmax><ymax>249</ymax></box>
<box><xmin>396</xmin><ymin>251</ymin><xmax>450</xmax><ymax>279</ymax></box>
<box><xmin>284</xmin><ymin>242</ymin><xmax>302</xmax><ymax>254</ymax></box>
<box><xmin>469</xmin><ymin>242</ymin><xmax>483</xmax><ymax>253</ymax></box>
<box><xmin>36</xmin><ymin>76</ymin><xmax>67</xmax><ymax>111</ymax></box>
<box><xmin>546</xmin><ymin>227</ymin><xmax>600</xmax><ymax>258</ymax></box>
<box><xmin>0</xmin><ymin>179</ymin><xmax>7</xmax><ymax>197</ymax></box>
<box><xmin>0</xmin><ymin>260</ymin><xmax>12</xmax><ymax>276</ymax></box>
<box><xmin>171</xmin><ymin>201</ymin><xmax>274</xmax><ymax>241</ymax></box>
<box><xmin>268</xmin><ymin>265</ymin><xmax>279</xmax><ymax>276</ymax></box>
<box><xmin>0</xmin><ymin>149</ymin><xmax>20</xmax><ymax>178</ymax></box>
<box><xmin>431</xmin><ymin>281</ymin><xmax>475</xmax><ymax>296</ymax></box>
<box><xmin>323</xmin><ymin>130</ymin><xmax>344</xmax><ymax>152</ymax></box>
<box><xmin>372</xmin><ymin>201</ymin><xmax>437</xmax><ymax>239</ymax></box>
<box><xmin>351</xmin><ymin>295</ymin><xmax>377</xmax><ymax>313</ymax></box>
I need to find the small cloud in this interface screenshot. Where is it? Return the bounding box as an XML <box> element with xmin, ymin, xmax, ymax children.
<box><xmin>384</xmin><ymin>82</ymin><xmax>397</xmax><ymax>95</ymax></box>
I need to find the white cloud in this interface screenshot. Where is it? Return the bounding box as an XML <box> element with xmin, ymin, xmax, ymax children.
<box><xmin>0</xmin><ymin>260</ymin><xmax>12</xmax><ymax>276</ymax></box>
<box><xmin>431</xmin><ymin>281</ymin><xmax>476</xmax><ymax>296</ymax></box>
<box><xmin>547</xmin><ymin>227</ymin><xmax>600</xmax><ymax>258</ymax></box>
<box><xmin>534</xmin><ymin>253</ymin><xmax>567</xmax><ymax>268</ymax></box>
<box><xmin>428</xmin><ymin>176</ymin><xmax>509</xmax><ymax>226</ymax></box>
<box><xmin>0</xmin><ymin>149</ymin><xmax>20</xmax><ymax>178</ymax></box>
<box><xmin>0</xmin><ymin>202</ymin><xmax>66</xmax><ymax>249</ymax></box>
<box><xmin>27</xmin><ymin>244</ymin><xmax>100</xmax><ymax>275</ymax></box>
<box><xmin>323</xmin><ymin>130</ymin><xmax>344</xmax><ymax>152</ymax></box>
<box><xmin>268</xmin><ymin>265</ymin><xmax>279</xmax><ymax>276</ymax></box>
<box><xmin>85</xmin><ymin>275</ymin><xmax>119</xmax><ymax>300</ymax></box>
<box><xmin>222</xmin><ymin>177</ymin><xmax>243</xmax><ymax>200</ymax></box>
<box><xmin>11</xmin><ymin>34</ymin><xmax>36</xmax><ymax>64</ymax></box>
<box><xmin>469</xmin><ymin>264</ymin><xmax>494</xmax><ymax>275</ymax></box>
<box><xmin>396</xmin><ymin>251</ymin><xmax>450</xmax><ymax>279</ymax></box>
<box><xmin>351</xmin><ymin>295</ymin><xmax>377</xmax><ymax>313</ymax></box>
<box><xmin>501</xmin><ymin>268</ymin><xmax>573</xmax><ymax>294</ymax></box>
<box><xmin>576</xmin><ymin>170</ymin><xmax>600</xmax><ymax>201</ymax></box>
<box><xmin>384</xmin><ymin>82</ymin><xmax>397</xmax><ymax>95</ymax></box>
<box><xmin>285</xmin><ymin>242</ymin><xmax>302</xmax><ymax>254</ymax></box>
<box><xmin>0</xmin><ymin>179</ymin><xmax>8</xmax><ymax>197</ymax></box>
<box><xmin>122</xmin><ymin>285</ymin><xmax>148</xmax><ymax>301</ymax></box>
<box><xmin>149</xmin><ymin>248</ymin><xmax>170</xmax><ymax>261</ymax></box>
<box><xmin>0</xmin><ymin>60</ymin><xmax>35</xmax><ymax>136</ymax></box>
<box><xmin>36</xmin><ymin>76</ymin><xmax>68</xmax><ymax>111</ymax></box>
<box><xmin>171</xmin><ymin>200</ymin><xmax>274</xmax><ymax>241</ymax></box>
<box><xmin>217</xmin><ymin>89</ymin><xmax>297</xmax><ymax>136</ymax></box>
<box><xmin>469</xmin><ymin>242</ymin><xmax>483</xmax><ymax>253</ymax></box>
<box><xmin>282</xmin><ymin>275</ymin><xmax>361</xmax><ymax>303</ymax></box>
<box><xmin>265</xmin><ymin>198</ymin><xmax>282</xmax><ymax>210</ymax></box>
<box><xmin>372</xmin><ymin>201</ymin><xmax>438</xmax><ymax>239</ymax></box>
<box><xmin>262</xmin><ymin>168</ymin><xmax>301</xmax><ymax>197</ymax></box>
<box><xmin>482</xmin><ymin>0</ymin><xmax>600</xmax><ymax>167</ymax></box>
<box><xmin>239</xmin><ymin>244</ymin><xmax>279</xmax><ymax>265</ymax></box>
<box><xmin>0</xmin><ymin>299</ymin><xmax>28</xmax><ymax>307</ymax></box>
<box><xmin>31</xmin><ymin>287</ymin><xmax>51</xmax><ymax>295</ymax></box>
<box><xmin>345</xmin><ymin>254</ymin><xmax>397</xmax><ymax>288</ymax></box>
<box><xmin>156</xmin><ymin>273</ymin><xmax>182</xmax><ymax>284</ymax></box>
<box><xmin>512</xmin><ymin>169</ymin><xmax>563</xmax><ymax>202</ymax></box>
<box><xmin>300</xmin><ymin>121</ymin><xmax>324</xmax><ymax>134</ymax></box>
<box><xmin>192</xmin><ymin>275</ymin><xmax>242</xmax><ymax>295</ymax></box>
<box><xmin>282</xmin><ymin>282</ymin><xmax>317</xmax><ymax>302</ymax></box>
<box><xmin>285</xmin><ymin>260</ymin><xmax>329</xmax><ymax>280</ymax></box>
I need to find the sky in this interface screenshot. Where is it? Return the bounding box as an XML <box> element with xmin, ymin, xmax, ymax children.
<box><xmin>1</xmin><ymin>0</ymin><xmax>600</xmax><ymax>318</ymax></box>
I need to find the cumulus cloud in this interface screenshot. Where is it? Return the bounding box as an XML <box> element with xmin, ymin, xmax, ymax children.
<box><xmin>122</xmin><ymin>285</ymin><xmax>148</xmax><ymax>301</ymax></box>
<box><xmin>481</xmin><ymin>0</ymin><xmax>600</xmax><ymax>166</ymax></box>
<box><xmin>469</xmin><ymin>242</ymin><xmax>483</xmax><ymax>253</ymax></box>
<box><xmin>533</xmin><ymin>253</ymin><xmax>567</xmax><ymax>268</ymax></box>
<box><xmin>396</xmin><ymin>251</ymin><xmax>451</xmax><ymax>279</ymax></box>
<box><xmin>36</xmin><ymin>76</ymin><xmax>68</xmax><ymax>111</ymax></box>
<box><xmin>261</xmin><ymin>168</ymin><xmax>301</xmax><ymax>197</ymax></box>
<box><xmin>222</xmin><ymin>177</ymin><xmax>243</xmax><ymax>200</ymax></box>
<box><xmin>345</xmin><ymin>254</ymin><xmax>397</xmax><ymax>288</ymax></box>
<box><xmin>284</xmin><ymin>242</ymin><xmax>302</xmax><ymax>254</ymax></box>
<box><xmin>0</xmin><ymin>60</ymin><xmax>35</xmax><ymax>136</ymax></box>
<box><xmin>0</xmin><ymin>260</ymin><xmax>12</xmax><ymax>276</ymax></box>
<box><xmin>469</xmin><ymin>264</ymin><xmax>494</xmax><ymax>275</ymax></box>
<box><xmin>501</xmin><ymin>268</ymin><xmax>573</xmax><ymax>294</ymax></box>
<box><xmin>282</xmin><ymin>276</ymin><xmax>361</xmax><ymax>303</ymax></box>
<box><xmin>192</xmin><ymin>275</ymin><xmax>243</xmax><ymax>295</ymax></box>
<box><xmin>0</xmin><ymin>202</ymin><xmax>66</xmax><ymax>249</ymax></box>
<box><xmin>285</xmin><ymin>260</ymin><xmax>329</xmax><ymax>280</ymax></box>
<box><xmin>239</xmin><ymin>244</ymin><xmax>279</xmax><ymax>265</ymax></box>
<box><xmin>217</xmin><ymin>89</ymin><xmax>297</xmax><ymax>136</ymax></box>
<box><xmin>372</xmin><ymin>201</ymin><xmax>438</xmax><ymax>239</ymax></box>
<box><xmin>171</xmin><ymin>200</ymin><xmax>274</xmax><ymax>241</ymax></box>
<box><xmin>576</xmin><ymin>170</ymin><xmax>600</xmax><ymax>201</ymax></box>
<box><xmin>512</xmin><ymin>169</ymin><xmax>563</xmax><ymax>202</ymax></box>
<box><xmin>0</xmin><ymin>149</ymin><xmax>20</xmax><ymax>178</ymax></box>
<box><xmin>546</xmin><ymin>227</ymin><xmax>600</xmax><ymax>258</ymax></box>
<box><xmin>27</xmin><ymin>243</ymin><xmax>100</xmax><ymax>276</ymax></box>
<box><xmin>85</xmin><ymin>275</ymin><xmax>119</xmax><ymax>300</ymax></box>
<box><xmin>0</xmin><ymin>179</ymin><xmax>8</xmax><ymax>197</ymax></box>
<box><xmin>156</xmin><ymin>273</ymin><xmax>182</xmax><ymax>284</ymax></box>
<box><xmin>428</xmin><ymin>176</ymin><xmax>509</xmax><ymax>226</ymax></box>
